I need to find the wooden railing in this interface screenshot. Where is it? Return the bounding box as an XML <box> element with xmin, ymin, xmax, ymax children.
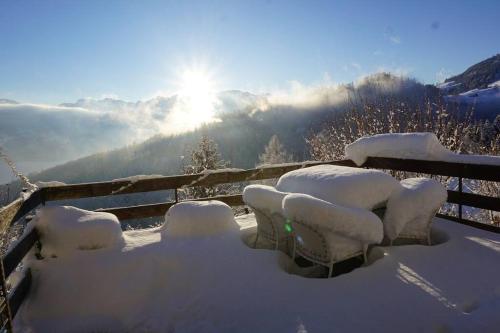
<box><xmin>0</xmin><ymin>157</ymin><xmax>499</xmax><ymax>331</ymax></box>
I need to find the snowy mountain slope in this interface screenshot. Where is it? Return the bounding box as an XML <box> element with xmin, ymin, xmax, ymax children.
<box><xmin>443</xmin><ymin>54</ymin><xmax>500</xmax><ymax>94</ymax></box>
<box><xmin>438</xmin><ymin>55</ymin><xmax>500</xmax><ymax>118</ymax></box>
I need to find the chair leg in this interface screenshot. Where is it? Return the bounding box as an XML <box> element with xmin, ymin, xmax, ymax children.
<box><xmin>362</xmin><ymin>245</ymin><xmax>368</xmax><ymax>264</ymax></box>
<box><xmin>328</xmin><ymin>262</ymin><xmax>334</xmax><ymax>278</ymax></box>
<box><xmin>427</xmin><ymin>225</ymin><xmax>432</xmax><ymax>245</ymax></box>
<box><xmin>254</xmin><ymin>233</ymin><xmax>259</xmax><ymax>248</ymax></box>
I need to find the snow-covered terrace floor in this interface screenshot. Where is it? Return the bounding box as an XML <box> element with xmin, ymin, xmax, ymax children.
<box><xmin>16</xmin><ymin>215</ymin><xmax>500</xmax><ymax>333</ymax></box>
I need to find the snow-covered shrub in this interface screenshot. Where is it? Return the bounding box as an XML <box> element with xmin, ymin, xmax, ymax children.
<box><xmin>276</xmin><ymin>165</ymin><xmax>401</xmax><ymax>210</ymax></box>
<box><xmin>35</xmin><ymin>206</ymin><xmax>124</xmax><ymax>257</ymax></box>
<box><xmin>242</xmin><ymin>185</ymin><xmax>287</xmax><ymax>214</ymax></box>
<box><xmin>383</xmin><ymin>178</ymin><xmax>447</xmax><ymax>241</ymax></box>
<box><xmin>161</xmin><ymin>201</ymin><xmax>237</xmax><ymax>238</ymax></box>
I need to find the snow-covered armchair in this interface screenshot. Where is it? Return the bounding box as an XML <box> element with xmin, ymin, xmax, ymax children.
<box><xmin>383</xmin><ymin>178</ymin><xmax>447</xmax><ymax>245</ymax></box>
<box><xmin>283</xmin><ymin>193</ymin><xmax>384</xmax><ymax>277</ymax></box>
<box><xmin>242</xmin><ymin>185</ymin><xmax>290</xmax><ymax>250</ymax></box>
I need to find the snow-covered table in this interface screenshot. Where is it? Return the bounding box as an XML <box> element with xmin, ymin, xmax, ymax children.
<box><xmin>276</xmin><ymin>165</ymin><xmax>401</xmax><ymax>210</ymax></box>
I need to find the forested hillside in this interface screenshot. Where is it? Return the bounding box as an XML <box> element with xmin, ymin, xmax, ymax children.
<box><xmin>30</xmin><ymin>74</ymin><xmax>438</xmax><ymax>184</ymax></box>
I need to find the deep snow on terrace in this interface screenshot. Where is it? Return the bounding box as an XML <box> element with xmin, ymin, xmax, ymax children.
<box><xmin>15</xmin><ymin>215</ymin><xmax>500</xmax><ymax>333</ymax></box>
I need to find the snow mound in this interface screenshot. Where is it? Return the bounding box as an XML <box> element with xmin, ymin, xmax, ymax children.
<box><xmin>383</xmin><ymin>178</ymin><xmax>447</xmax><ymax>241</ymax></box>
<box><xmin>345</xmin><ymin>132</ymin><xmax>500</xmax><ymax>166</ymax></box>
<box><xmin>283</xmin><ymin>193</ymin><xmax>383</xmax><ymax>244</ymax></box>
<box><xmin>276</xmin><ymin>165</ymin><xmax>400</xmax><ymax>210</ymax></box>
<box><xmin>242</xmin><ymin>185</ymin><xmax>287</xmax><ymax>214</ymax></box>
<box><xmin>34</xmin><ymin>206</ymin><xmax>123</xmax><ymax>257</ymax></box>
<box><xmin>345</xmin><ymin>132</ymin><xmax>451</xmax><ymax>166</ymax></box>
<box><xmin>161</xmin><ymin>201</ymin><xmax>237</xmax><ymax>238</ymax></box>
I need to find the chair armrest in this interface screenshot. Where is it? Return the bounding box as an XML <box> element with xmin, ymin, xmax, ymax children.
<box><xmin>283</xmin><ymin>193</ymin><xmax>383</xmax><ymax>244</ymax></box>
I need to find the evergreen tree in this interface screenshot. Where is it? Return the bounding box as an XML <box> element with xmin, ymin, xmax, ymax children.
<box><xmin>182</xmin><ymin>135</ymin><xmax>231</xmax><ymax>199</ymax></box>
<box><xmin>257</xmin><ymin>135</ymin><xmax>293</xmax><ymax>186</ymax></box>
<box><xmin>258</xmin><ymin>135</ymin><xmax>293</xmax><ymax>166</ymax></box>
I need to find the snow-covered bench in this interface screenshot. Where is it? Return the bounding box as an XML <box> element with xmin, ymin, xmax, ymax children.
<box><xmin>382</xmin><ymin>178</ymin><xmax>447</xmax><ymax>245</ymax></box>
<box><xmin>242</xmin><ymin>185</ymin><xmax>290</xmax><ymax>250</ymax></box>
<box><xmin>283</xmin><ymin>193</ymin><xmax>384</xmax><ymax>277</ymax></box>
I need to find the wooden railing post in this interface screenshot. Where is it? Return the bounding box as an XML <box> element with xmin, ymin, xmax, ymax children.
<box><xmin>458</xmin><ymin>176</ymin><xmax>463</xmax><ymax>221</ymax></box>
<box><xmin>0</xmin><ymin>259</ymin><xmax>13</xmax><ymax>332</ymax></box>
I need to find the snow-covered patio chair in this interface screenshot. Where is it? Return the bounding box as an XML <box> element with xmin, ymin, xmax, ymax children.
<box><xmin>383</xmin><ymin>178</ymin><xmax>447</xmax><ymax>245</ymax></box>
<box><xmin>242</xmin><ymin>185</ymin><xmax>290</xmax><ymax>250</ymax></box>
<box><xmin>283</xmin><ymin>193</ymin><xmax>384</xmax><ymax>277</ymax></box>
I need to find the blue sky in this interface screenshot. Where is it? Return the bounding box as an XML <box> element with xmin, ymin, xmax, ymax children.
<box><xmin>0</xmin><ymin>0</ymin><xmax>499</xmax><ymax>104</ymax></box>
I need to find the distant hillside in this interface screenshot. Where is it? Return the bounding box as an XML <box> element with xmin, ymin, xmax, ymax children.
<box><xmin>30</xmin><ymin>74</ymin><xmax>437</xmax><ymax>185</ymax></box>
<box><xmin>444</xmin><ymin>54</ymin><xmax>500</xmax><ymax>94</ymax></box>
<box><xmin>438</xmin><ymin>55</ymin><xmax>500</xmax><ymax>119</ymax></box>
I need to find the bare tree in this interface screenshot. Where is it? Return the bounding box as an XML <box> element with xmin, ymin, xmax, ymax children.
<box><xmin>307</xmin><ymin>99</ymin><xmax>499</xmax><ymax>224</ymax></box>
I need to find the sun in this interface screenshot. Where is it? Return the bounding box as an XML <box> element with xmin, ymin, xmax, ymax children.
<box><xmin>177</xmin><ymin>68</ymin><xmax>217</xmax><ymax>124</ymax></box>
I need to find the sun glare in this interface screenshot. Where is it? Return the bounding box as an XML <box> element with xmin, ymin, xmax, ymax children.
<box><xmin>177</xmin><ymin>68</ymin><xmax>217</xmax><ymax>126</ymax></box>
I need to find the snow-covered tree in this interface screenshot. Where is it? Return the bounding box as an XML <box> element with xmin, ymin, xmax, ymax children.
<box><xmin>256</xmin><ymin>135</ymin><xmax>293</xmax><ymax>186</ymax></box>
<box><xmin>258</xmin><ymin>135</ymin><xmax>293</xmax><ymax>166</ymax></box>
<box><xmin>182</xmin><ymin>135</ymin><xmax>231</xmax><ymax>199</ymax></box>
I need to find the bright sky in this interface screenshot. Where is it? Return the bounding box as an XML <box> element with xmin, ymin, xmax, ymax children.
<box><xmin>0</xmin><ymin>0</ymin><xmax>499</xmax><ymax>104</ymax></box>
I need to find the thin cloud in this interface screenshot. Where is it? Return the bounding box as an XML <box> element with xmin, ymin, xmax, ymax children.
<box><xmin>385</xmin><ymin>26</ymin><xmax>401</xmax><ymax>44</ymax></box>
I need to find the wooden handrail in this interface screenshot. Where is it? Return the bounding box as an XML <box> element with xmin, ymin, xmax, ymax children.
<box><xmin>41</xmin><ymin>158</ymin><xmax>500</xmax><ymax>202</ymax></box>
<box><xmin>97</xmin><ymin>194</ymin><xmax>245</xmax><ymax>220</ymax></box>
<box><xmin>42</xmin><ymin>160</ymin><xmax>356</xmax><ymax>201</ymax></box>
<box><xmin>0</xmin><ymin>189</ymin><xmax>43</xmax><ymax>234</ymax></box>
<box><xmin>363</xmin><ymin>157</ymin><xmax>500</xmax><ymax>181</ymax></box>
<box><xmin>447</xmin><ymin>190</ymin><xmax>500</xmax><ymax>212</ymax></box>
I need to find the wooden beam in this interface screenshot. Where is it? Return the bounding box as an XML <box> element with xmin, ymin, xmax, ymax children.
<box><xmin>0</xmin><ymin>189</ymin><xmax>43</xmax><ymax>234</ymax></box>
<box><xmin>42</xmin><ymin>160</ymin><xmax>355</xmax><ymax>201</ymax></box>
<box><xmin>447</xmin><ymin>190</ymin><xmax>500</xmax><ymax>212</ymax></box>
<box><xmin>41</xmin><ymin>158</ymin><xmax>500</xmax><ymax>202</ymax></box>
<box><xmin>2</xmin><ymin>228</ymin><xmax>39</xmax><ymax>278</ymax></box>
<box><xmin>0</xmin><ymin>199</ymin><xmax>22</xmax><ymax>235</ymax></box>
<box><xmin>8</xmin><ymin>269</ymin><xmax>31</xmax><ymax>319</ymax></box>
<box><xmin>363</xmin><ymin>157</ymin><xmax>500</xmax><ymax>182</ymax></box>
<box><xmin>97</xmin><ymin>194</ymin><xmax>245</xmax><ymax>220</ymax></box>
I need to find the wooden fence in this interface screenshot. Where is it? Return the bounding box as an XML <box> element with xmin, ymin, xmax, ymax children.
<box><xmin>0</xmin><ymin>157</ymin><xmax>499</xmax><ymax>331</ymax></box>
